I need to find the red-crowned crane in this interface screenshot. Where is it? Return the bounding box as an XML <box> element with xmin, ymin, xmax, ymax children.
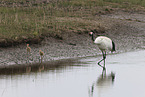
<box><xmin>89</xmin><ymin>32</ymin><xmax>115</xmax><ymax>70</ymax></box>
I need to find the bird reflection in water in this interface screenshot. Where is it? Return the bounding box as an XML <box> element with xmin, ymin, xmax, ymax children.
<box><xmin>38</xmin><ymin>65</ymin><xmax>45</xmax><ymax>72</ymax></box>
<box><xmin>25</xmin><ymin>64</ymin><xmax>45</xmax><ymax>73</ymax></box>
<box><xmin>89</xmin><ymin>70</ymin><xmax>115</xmax><ymax>97</ymax></box>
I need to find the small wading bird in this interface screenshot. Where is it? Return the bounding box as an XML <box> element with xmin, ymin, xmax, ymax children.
<box><xmin>89</xmin><ymin>32</ymin><xmax>115</xmax><ymax>70</ymax></box>
<box><xmin>39</xmin><ymin>50</ymin><xmax>44</xmax><ymax>63</ymax></box>
<box><xmin>26</xmin><ymin>44</ymin><xmax>31</xmax><ymax>54</ymax></box>
<box><xmin>26</xmin><ymin>44</ymin><xmax>31</xmax><ymax>62</ymax></box>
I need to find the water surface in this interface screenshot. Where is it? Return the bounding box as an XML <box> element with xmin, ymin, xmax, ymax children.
<box><xmin>0</xmin><ymin>50</ymin><xmax>144</xmax><ymax>97</ymax></box>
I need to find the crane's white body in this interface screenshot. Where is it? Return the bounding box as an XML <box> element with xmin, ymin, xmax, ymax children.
<box><xmin>94</xmin><ymin>36</ymin><xmax>113</xmax><ymax>52</ymax></box>
<box><xmin>89</xmin><ymin>32</ymin><xmax>115</xmax><ymax>70</ymax></box>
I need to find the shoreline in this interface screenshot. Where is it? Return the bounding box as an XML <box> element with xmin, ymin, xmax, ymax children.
<box><xmin>0</xmin><ymin>11</ymin><xmax>145</xmax><ymax>69</ymax></box>
<box><xmin>0</xmin><ymin>49</ymin><xmax>144</xmax><ymax>75</ymax></box>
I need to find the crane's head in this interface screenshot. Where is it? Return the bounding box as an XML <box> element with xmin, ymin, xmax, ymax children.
<box><xmin>89</xmin><ymin>32</ymin><xmax>93</xmax><ymax>36</ymax></box>
<box><xmin>89</xmin><ymin>32</ymin><xmax>95</xmax><ymax>41</ymax></box>
<box><xmin>27</xmin><ymin>44</ymin><xmax>29</xmax><ymax>47</ymax></box>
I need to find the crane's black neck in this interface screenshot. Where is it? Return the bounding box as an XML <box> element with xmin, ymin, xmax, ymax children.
<box><xmin>91</xmin><ymin>34</ymin><xmax>95</xmax><ymax>41</ymax></box>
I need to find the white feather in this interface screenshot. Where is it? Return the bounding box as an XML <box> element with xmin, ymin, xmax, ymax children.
<box><xmin>94</xmin><ymin>36</ymin><xmax>112</xmax><ymax>51</ymax></box>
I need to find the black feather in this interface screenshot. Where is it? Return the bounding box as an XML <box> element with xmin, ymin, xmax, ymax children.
<box><xmin>89</xmin><ymin>33</ymin><xmax>95</xmax><ymax>41</ymax></box>
<box><xmin>112</xmin><ymin>41</ymin><xmax>115</xmax><ymax>52</ymax></box>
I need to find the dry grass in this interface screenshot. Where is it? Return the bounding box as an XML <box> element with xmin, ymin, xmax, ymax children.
<box><xmin>0</xmin><ymin>0</ymin><xmax>145</xmax><ymax>46</ymax></box>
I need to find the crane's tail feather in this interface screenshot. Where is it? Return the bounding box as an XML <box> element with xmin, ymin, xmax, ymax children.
<box><xmin>112</xmin><ymin>41</ymin><xmax>115</xmax><ymax>52</ymax></box>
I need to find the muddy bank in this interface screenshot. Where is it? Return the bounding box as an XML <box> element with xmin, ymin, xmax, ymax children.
<box><xmin>0</xmin><ymin>11</ymin><xmax>145</xmax><ymax>67</ymax></box>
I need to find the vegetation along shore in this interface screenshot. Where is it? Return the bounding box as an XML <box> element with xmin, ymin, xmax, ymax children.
<box><xmin>0</xmin><ymin>0</ymin><xmax>145</xmax><ymax>47</ymax></box>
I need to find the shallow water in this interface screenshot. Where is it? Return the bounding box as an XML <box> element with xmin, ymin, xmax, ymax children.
<box><xmin>0</xmin><ymin>50</ymin><xmax>144</xmax><ymax>97</ymax></box>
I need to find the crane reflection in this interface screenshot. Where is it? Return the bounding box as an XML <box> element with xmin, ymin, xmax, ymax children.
<box><xmin>89</xmin><ymin>70</ymin><xmax>115</xmax><ymax>97</ymax></box>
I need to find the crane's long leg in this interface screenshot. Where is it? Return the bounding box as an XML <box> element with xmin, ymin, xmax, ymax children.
<box><xmin>98</xmin><ymin>51</ymin><xmax>106</xmax><ymax>70</ymax></box>
<box><xmin>98</xmin><ymin>59</ymin><xmax>104</xmax><ymax>68</ymax></box>
<box><xmin>26</xmin><ymin>52</ymin><xmax>29</xmax><ymax>63</ymax></box>
<box><xmin>102</xmin><ymin>68</ymin><xmax>106</xmax><ymax>76</ymax></box>
<box><xmin>103</xmin><ymin>51</ymin><xmax>106</xmax><ymax>70</ymax></box>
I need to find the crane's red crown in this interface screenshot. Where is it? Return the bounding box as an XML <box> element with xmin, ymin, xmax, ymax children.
<box><xmin>89</xmin><ymin>32</ymin><xmax>93</xmax><ymax>35</ymax></box>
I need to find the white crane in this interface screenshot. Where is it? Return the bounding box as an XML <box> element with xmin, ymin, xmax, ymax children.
<box><xmin>89</xmin><ymin>32</ymin><xmax>115</xmax><ymax>70</ymax></box>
